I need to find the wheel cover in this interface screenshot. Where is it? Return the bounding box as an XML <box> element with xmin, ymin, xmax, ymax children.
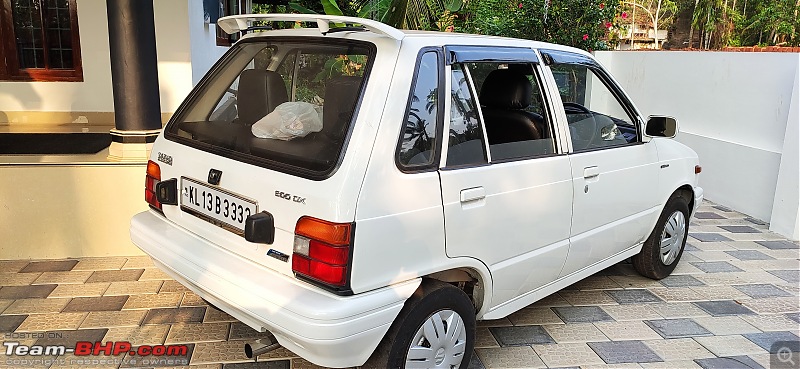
<box><xmin>405</xmin><ymin>309</ymin><xmax>467</xmax><ymax>368</ymax></box>
<box><xmin>660</xmin><ymin>210</ymin><xmax>686</xmax><ymax>265</ymax></box>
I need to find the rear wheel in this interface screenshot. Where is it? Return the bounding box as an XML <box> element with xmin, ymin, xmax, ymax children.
<box><xmin>633</xmin><ymin>195</ymin><xmax>690</xmax><ymax>279</ymax></box>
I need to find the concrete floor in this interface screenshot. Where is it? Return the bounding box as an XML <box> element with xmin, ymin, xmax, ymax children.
<box><xmin>0</xmin><ymin>201</ymin><xmax>798</xmax><ymax>368</ymax></box>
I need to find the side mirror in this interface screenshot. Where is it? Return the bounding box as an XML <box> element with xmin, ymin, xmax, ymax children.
<box><xmin>645</xmin><ymin>116</ymin><xmax>679</xmax><ymax>138</ymax></box>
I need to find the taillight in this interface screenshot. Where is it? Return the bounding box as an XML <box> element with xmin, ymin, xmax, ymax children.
<box><xmin>145</xmin><ymin>160</ymin><xmax>162</xmax><ymax>211</ymax></box>
<box><xmin>292</xmin><ymin>217</ymin><xmax>352</xmax><ymax>287</ymax></box>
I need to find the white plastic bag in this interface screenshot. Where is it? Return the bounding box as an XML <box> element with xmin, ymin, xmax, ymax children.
<box><xmin>251</xmin><ymin>101</ymin><xmax>323</xmax><ymax>140</ymax></box>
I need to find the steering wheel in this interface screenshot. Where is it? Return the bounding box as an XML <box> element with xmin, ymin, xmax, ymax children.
<box><xmin>563</xmin><ymin>102</ymin><xmax>591</xmax><ymax>114</ymax></box>
<box><xmin>562</xmin><ymin>102</ymin><xmax>600</xmax><ymax>150</ymax></box>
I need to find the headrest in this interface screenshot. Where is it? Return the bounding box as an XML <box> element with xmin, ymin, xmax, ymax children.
<box><xmin>479</xmin><ymin>69</ymin><xmax>532</xmax><ymax>110</ymax></box>
<box><xmin>322</xmin><ymin>76</ymin><xmax>362</xmax><ymax>138</ymax></box>
<box><xmin>237</xmin><ymin>69</ymin><xmax>289</xmax><ymax>125</ymax></box>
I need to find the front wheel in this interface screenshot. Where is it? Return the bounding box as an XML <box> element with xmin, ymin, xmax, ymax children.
<box><xmin>633</xmin><ymin>195</ymin><xmax>690</xmax><ymax>279</ymax></box>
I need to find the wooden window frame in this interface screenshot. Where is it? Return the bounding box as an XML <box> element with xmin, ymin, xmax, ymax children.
<box><xmin>0</xmin><ymin>0</ymin><xmax>83</xmax><ymax>82</ymax></box>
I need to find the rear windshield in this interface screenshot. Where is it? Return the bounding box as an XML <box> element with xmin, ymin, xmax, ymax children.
<box><xmin>165</xmin><ymin>39</ymin><xmax>373</xmax><ymax>178</ymax></box>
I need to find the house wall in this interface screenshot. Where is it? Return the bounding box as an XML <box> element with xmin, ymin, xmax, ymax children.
<box><xmin>594</xmin><ymin>51</ymin><xmax>799</xmax><ymax>240</ymax></box>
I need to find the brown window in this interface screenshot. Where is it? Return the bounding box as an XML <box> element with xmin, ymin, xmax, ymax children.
<box><xmin>0</xmin><ymin>0</ymin><xmax>83</xmax><ymax>82</ymax></box>
<box><xmin>216</xmin><ymin>0</ymin><xmax>247</xmax><ymax>47</ymax></box>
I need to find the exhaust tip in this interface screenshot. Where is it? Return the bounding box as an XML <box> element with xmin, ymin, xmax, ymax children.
<box><xmin>244</xmin><ymin>336</ymin><xmax>281</xmax><ymax>360</ymax></box>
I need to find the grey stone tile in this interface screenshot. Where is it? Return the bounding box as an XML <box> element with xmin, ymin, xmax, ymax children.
<box><xmin>34</xmin><ymin>328</ymin><xmax>108</xmax><ymax>349</ymax></box>
<box><xmin>684</xmin><ymin>244</ymin><xmax>701</xmax><ymax>252</ymax></box>
<box><xmin>786</xmin><ymin>312</ymin><xmax>800</xmax><ymax>323</ymax></box>
<box><xmin>228</xmin><ymin>321</ymin><xmax>274</xmax><ymax>341</ymax></box>
<box><xmin>0</xmin><ymin>315</ymin><xmax>27</xmax><ymax>332</ymax></box>
<box><xmin>693</xmin><ymin>300</ymin><xmax>756</xmax><ymax>316</ymax></box>
<box><xmin>587</xmin><ymin>340</ymin><xmax>663</xmax><ymax>364</ymax></box>
<box><xmin>86</xmin><ymin>269</ymin><xmax>145</xmax><ymax>283</ymax></box>
<box><xmin>724</xmin><ymin>250</ymin><xmax>774</xmax><ymax>260</ymax></box>
<box><xmin>62</xmin><ymin>295</ymin><xmax>128</xmax><ymax>312</ymax></box>
<box><xmin>745</xmin><ymin>217</ymin><xmax>768</xmax><ymax>225</ymax></box>
<box><xmin>690</xmin><ymin>261</ymin><xmax>744</xmax><ymax>273</ymax></box>
<box><xmin>694</xmin><ymin>356</ymin><xmax>764</xmax><ymax>369</ymax></box>
<box><xmin>468</xmin><ymin>353</ymin><xmax>486</xmax><ymax>369</ymax></box>
<box><xmin>19</xmin><ymin>259</ymin><xmax>78</xmax><ymax>273</ymax></box>
<box><xmin>756</xmin><ymin>241</ymin><xmax>800</xmax><ymax>250</ymax></box>
<box><xmin>743</xmin><ymin>331</ymin><xmax>800</xmax><ymax>353</ymax></box>
<box><xmin>0</xmin><ymin>284</ymin><xmax>57</xmax><ymax>299</ymax></box>
<box><xmin>694</xmin><ymin>212</ymin><xmax>725</xmax><ymax>219</ymax></box>
<box><xmin>659</xmin><ymin>275</ymin><xmax>705</xmax><ymax>287</ymax></box>
<box><xmin>475</xmin><ymin>346</ymin><xmax>545</xmax><ymax>368</ymax></box>
<box><xmin>142</xmin><ymin>307</ymin><xmax>206</xmax><ymax>324</ymax></box>
<box><xmin>734</xmin><ymin>284</ymin><xmax>793</xmax><ymax>298</ymax></box>
<box><xmin>552</xmin><ymin>306</ymin><xmax>614</xmax><ymax>323</ymax></box>
<box><xmin>690</xmin><ymin>233</ymin><xmax>733</xmax><ymax>242</ymax></box>
<box><xmin>606</xmin><ymin>289</ymin><xmax>663</xmax><ymax>304</ymax></box>
<box><xmin>768</xmin><ymin>270</ymin><xmax>800</xmax><ymax>283</ymax></box>
<box><xmin>644</xmin><ymin>318</ymin><xmax>712</xmax><ymax>338</ymax></box>
<box><xmin>489</xmin><ymin>325</ymin><xmax>555</xmax><ymax>346</ymax></box>
<box><xmin>718</xmin><ymin>226</ymin><xmax>761</xmax><ymax>233</ymax></box>
<box><xmin>222</xmin><ymin>361</ymin><xmax>290</xmax><ymax>369</ymax></box>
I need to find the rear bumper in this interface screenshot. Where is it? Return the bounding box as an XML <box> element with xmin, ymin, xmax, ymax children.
<box><xmin>130</xmin><ymin>211</ymin><xmax>420</xmax><ymax>368</ymax></box>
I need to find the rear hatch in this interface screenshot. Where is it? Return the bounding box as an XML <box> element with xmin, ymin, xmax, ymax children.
<box><xmin>152</xmin><ymin>36</ymin><xmax>376</xmax><ymax>282</ymax></box>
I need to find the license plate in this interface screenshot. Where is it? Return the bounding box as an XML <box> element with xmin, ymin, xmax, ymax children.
<box><xmin>180</xmin><ymin>177</ymin><xmax>257</xmax><ymax>233</ymax></box>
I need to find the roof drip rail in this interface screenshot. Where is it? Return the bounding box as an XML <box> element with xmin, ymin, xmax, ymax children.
<box><xmin>217</xmin><ymin>14</ymin><xmax>404</xmax><ymax>41</ymax></box>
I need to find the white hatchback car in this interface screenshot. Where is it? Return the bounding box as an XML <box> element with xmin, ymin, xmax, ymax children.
<box><xmin>131</xmin><ymin>14</ymin><xmax>703</xmax><ymax>369</ymax></box>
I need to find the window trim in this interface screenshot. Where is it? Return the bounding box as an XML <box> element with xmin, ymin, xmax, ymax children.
<box><xmin>0</xmin><ymin>0</ymin><xmax>83</xmax><ymax>82</ymax></box>
<box><xmin>394</xmin><ymin>47</ymin><xmax>445</xmax><ymax>173</ymax></box>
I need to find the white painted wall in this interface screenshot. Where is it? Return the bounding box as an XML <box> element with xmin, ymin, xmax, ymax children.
<box><xmin>188</xmin><ymin>0</ymin><xmax>231</xmax><ymax>85</ymax></box>
<box><xmin>595</xmin><ymin>51</ymin><xmax>799</xmax><ymax>240</ymax></box>
<box><xmin>0</xmin><ymin>0</ymin><xmax>195</xmax><ymax>115</ymax></box>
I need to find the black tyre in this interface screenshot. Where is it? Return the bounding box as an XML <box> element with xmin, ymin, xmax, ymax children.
<box><xmin>633</xmin><ymin>194</ymin><xmax>690</xmax><ymax>279</ymax></box>
<box><xmin>364</xmin><ymin>279</ymin><xmax>476</xmax><ymax>369</ymax></box>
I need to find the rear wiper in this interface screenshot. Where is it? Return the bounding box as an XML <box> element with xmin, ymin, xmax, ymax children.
<box><xmin>322</xmin><ymin>26</ymin><xmax>367</xmax><ymax>35</ymax></box>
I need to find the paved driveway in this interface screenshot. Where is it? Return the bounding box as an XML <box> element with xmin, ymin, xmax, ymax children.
<box><xmin>1</xmin><ymin>201</ymin><xmax>798</xmax><ymax>368</ymax></box>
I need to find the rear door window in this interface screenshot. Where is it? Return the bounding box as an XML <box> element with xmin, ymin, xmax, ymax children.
<box><xmin>166</xmin><ymin>39</ymin><xmax>374</xmax><ymax>178</ymax></box>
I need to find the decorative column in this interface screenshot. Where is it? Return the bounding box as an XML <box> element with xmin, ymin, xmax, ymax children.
<box><xmin>106</xmin><ymin>0</ymin><xmax>162</xmax><ymax>161</ymax></box>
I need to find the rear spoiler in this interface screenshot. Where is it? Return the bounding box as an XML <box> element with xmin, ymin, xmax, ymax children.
<box><xmin>217</xmin><ymin>14</ymin><xmax>405</xmax><ymax>41</ymax></box>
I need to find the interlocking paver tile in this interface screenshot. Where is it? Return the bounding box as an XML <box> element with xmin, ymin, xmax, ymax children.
<box><xmin>693</xmin><ymin>300</ymin><xmax>756</xmax><ymax>316</ymax></box>
<box><xmin>104</xmin><ymin>280</ymin><xmax>163</xmax><ymax>296</ymax></box>
<box><xmin>580</xmin><ymin>363</ymin><xmax>641</xmax><ymax>369</ymax></box>
<box><xmin>222</xmin><ymin>361</ymin><xmax>290</xmax><ymax>369</ymax></box>
<box><xmin>290</xmin><ymin>358</ymin><xmax>338</xmax><ymax>369</ymax></box>
<box><xmin>529</xmin><ymin>293</ymin><xmax>571</xmax><ymax>307</ymax></box>
<box><xmin>688</xmin><ymin>251</ymin><xmax>737</xmax><ymax>262</ymax></box>
<box><xmin>20</xmin><ymin>260</ymin><xmax>78</xmax><ymax>273</ymax></box>
<box><xmin>204</xmin><ymin>306</ymin><xmax>237</xmax><ymax>323</ymax></box>
<box><xmin>641</xmin><ymin>360</ymin><xmax>702</xmax><ymax>368</ymax></box>
<box><xmin>228</xmin><ymin>321</ymin><xmax>275</xmax><ymax>341</ymax></box>
<box><xmin>745</xmin><ymin>217</ymin><xmax>768</xmax><ymax>225</ymax></box>
<box><xmin>104</xmin><ymin>325</ymin><xmax>170</xmax><ymax>346</ymax></box>
<box><xmin>160</xmin><ymin>280</ymin><xmax>192</xmax><ymax>293</ymax></box>
<box><xmin>559</xmin><ymin>290</ymin><xmax>617</xmax><ymax>306</ymax></box>
<box><xmin>477</xmin><ymin>318</ymin><xmax>512</xmax><ymax>328</ymax></box>
<box><xmin>741</xmin><ymin>297</ymin><xmax>800</xmax><ymax>314</ymax></box>
<box><xmin>475</xmin><ymin>346</ymin><xmax>545</xmax><ymax>368</ymax></box>
<box><xmin>533</xmin><ymin>342</ymin><xmax>605</xmax><ymax>367</ymax></box>
<box><xmin>0</xmin><ymin>272</ymin><xmax>41</xmax><ymax>286</ymax></box>
<box><xmin>761</xmin><ymin>249</ymin><xmax>800</xmax><ymax>259</ymax></box>
<box><xmin>475</xmin><ymin>327</ymin><xmax>500</xmax><ymax>348</ymax></box>
<box><xmin>542</xmin><ymin>323</ymin><xmax>608</xmax><ymax>343</ymax></box>
<box><xmin>690</xmin><ymin>233</ymin><xmax>733</xmax><ymax>242</ymax></box>
<box><xmin>139</xmin><ymin>268</ymin><xmax>173</xmax><ymax>280</ymax></box>
<box><xmin>642</xmin><ymin>338</ymin><xmax>715</xmax><ymax>361</ymax></box>
<box><xmin>691</xmin><ymin>241</ymin><xmax>735</xmax><ymax>251</ymax></box>
<box><xmin>650</xmin><ymin>302</ymin><xmax>711</xmax><ymax>319</ymax></box>
<box><xmin>786</xmin><ymin>312</ymin><xmax>800</xmax><ymax>323</ymax></box>
<box><xmin>734</xmin><ymin>284</ymin><xmax>793</xmax><ymax>298</ymax></box>
<box><xmin>693</xmin><ymin>335</ymin><xmax>767</xmax><ymax>356</ymax></box>
<box><xmin>119</xmin><ymin>343</ymin><xmax>195</xmax><ymax>368</ymax></box>
<box><xmin>690</xmin><ymin>261</ymin><xmax>743</xmax><ymax>273</ymax></box>
<box><xmin>490</xmin><ymin>325</ymin><xmax>555</xmax><ymax>346</ymax></box>
<box><xmin>587</xmin><ymin>340</ymin><xmax>662</xmax><ymax>364</ymax></box>
<box><xmin>32</xmin><ymin>271</ymin><xmax>93</xmax><ymax>284</ymax></box>
<box><xmin>725</xmin><ymin>232</ymin><xmax>787</xmax><ymax>242</ymax></box>
<box><xmin>49</xmin><ymin>283</ymin><xmax>109</xmax><ymax>298</ymax></box>
<box><xmin>180</xmin><ymin>292</ymin><xmax>207</xmax><ymax>307</ymax></box>
<box><xmin>644</xmin><ymin>318</ymin><xmax>712</xmax><ymax>338</ymax></box>
<box><xmin>740</xmin><ymin>314</ymin><xmax>800</xmax><ymax>332</ymax></box>
<box><xmin>724</xmin><ymin>250</ymin><xmax>774</xmax><ymax>261</ymax></box>
<box><xmin>16</xmin><ymin>312</ymin><xmax>87</xmax><ymax>331</ymax></box>
<box><xmin>552</xmin><ymin>306</ymin><xmax>614</xmax><ymax>323</ymax></box>
<box><xmin>50</xmin><ymin>352</ymin><xmax>119</xmax><ymax>369</ymax></box>
<box><xmin>688</xmin><ymin>285</ymin><xmax>750</xmax><ymax>301</ymax></box>
<box><xmin>718</xmin><ymin>226</ymin><xmax>760</xmax><ymax>233</ymax></box>
<box><xmin>694</xmin><ymin>212</ymin><xmax>725</xmax><ymax>219</ymax></box>
<box><xmin>648</xmin><ymin>287</ymin><xmax>705</xmax><ymax>302</ymax></box>
<box><xmin>600</xmin><ymin>304</ymin><xmax>661</xmax><ymax>321</ymax></box>
<box><xmin>0</xmin><ymin>314</ymin><xmax>27</xmax><ymax>332</ymax></box>
<box><xmin>671</xmin><ymin>262</ymin><xmax>705</xmax><ymax>275</ymax></box>
<box><xmin>165</xmin><ymin>322</ymin><xmax>229</xmax><ymax>344</ymax></box>
<box><xmin>606</xmin><ymin>289</ymin><xmax>663</xmax><ymax>304</ymax></box>
<box><xmin>756</xmin><ymin>240</ymin><xmax>800</xmax><ymax>250</ymax></box>
<box><xmin>593</xmin><ymin>320</ymin><xmax>662</xmax><ymax>341</ymax></box>
<box><xmin>122</xmin><ymin>256</ymin><xmax>155</xmax><ymax>269</ymax></box>
<box><xmin>0</xmin><ymin>299</ymin><xmax>10</xmax><ymax>313</ymax></box>
<box><xmin>724</xmin><ymin>241</ymin><xmax>769</xmax><ymax>250</ymax></box>
<box><xmin>142</xmin><ymin>307</ymin><xmax>206</xmax><ymax>324</ymax></box>
<box><xmin>123</xmin><ymin>292</ymin><xmax>183</xmax><ymax>309</ymax></box>
<box><xmin>0</xmin><ymin>284</ymin><xmax>57</xmax><ymax>299</ymax></box>
<box><xmin>4</xmin><ymin>297</ymin><xmax>71</xmax><ymax>314</ymax></box>
<box><xmin>35</xmin><ymin>328</ymin><xmax>108</xmax><ymax>348</ymax></box>
<box><xmin>743</xmin><ymin>331</ymin><xmax>800</xmax><ymax>352</ymax></box>
<box><xmin>191</xmin><ymin>341</ymin><xmax>294</xmax><ymax>364</ymax></box>
<box><xmin>0</xmin><ymin>260</ymin><xmax>29</xmax><ymax>272</ymax></box>
<box><xmin>658</xmin><ymin>275</ymin><xmax>705</xmax><ymax>288</ymax></box>
<box><xmin>768</xmin><ymin>270</ymin><xmax>800</xmax><ymax>283</ymax></box>
<box><xmin>564</xmin><ymin>276</ymin><xmax>621</xmax><ymax>291</ymax></box>
<box><xmin>694</xmin><ymin>356</ymin><xmax>765</xmax><ymax>369</ymax></box>
<box><xmin>692</xmin><ymin>316</ymin><xmax>761</xmax><ymax>335</ymax></box>
<box><xmin>507</xmin><ymin>307</ymin><xmax>563</xmax><ymax>326</ymax></box>
<box><xmin>86</xmin><ymin>269</ymin><xmax>145</xmax><ymax>283</ymax></box>
<box><xmin>607</xmin><ymin>276</ymin><xmax>664</xmax><ymax>289</ymax></box>
<box><xmin>72</xmin><ymin>257</ymin><xmax>127</xmax><ymax>271</ymax></box>
<box><xmin>80</xmin><ymin>310</ymin><xmax>147</xmax><ymax>329</ymax></box>
<box><xmin>63</xmin><ymin>295</ymin><xmax>128</xmax><ymax>312</ymax></box>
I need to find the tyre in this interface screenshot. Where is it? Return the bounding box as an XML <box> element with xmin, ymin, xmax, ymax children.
<box><xmin>633</xmin><ymin>194</ymin><xmax>690</xmax><ymax>279</ymax></box>
<box><xmin>364</xmin><ymin>279</ymin><xmax>476</xmax><ymax>369</ymax></box>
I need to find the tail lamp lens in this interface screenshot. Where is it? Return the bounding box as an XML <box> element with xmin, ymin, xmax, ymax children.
<box><xmin>145</xmin><ymin>160</ymin><xmax>162</xmax><ymax>210</ymax></box>
<box><xmin>292</xmin><ymin>217</ymin><xmax>352</xmax><ymax>287</ymax></box>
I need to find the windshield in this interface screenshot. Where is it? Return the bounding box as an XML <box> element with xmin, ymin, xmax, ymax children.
<box><xmin>166</xmin><ymin>39</ymin><xmax>373</xmax><ymax>177</ymax></box>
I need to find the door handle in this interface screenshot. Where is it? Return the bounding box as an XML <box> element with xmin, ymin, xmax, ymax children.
<box><xmin>584</xmin><ymin>166</ymin><xmax>600</xmax><ymax>179</ymax></box>
<box><xmin>460</xmin><ymin>187</ymin><xmax>485</xmax><ymax>203</ymax></box>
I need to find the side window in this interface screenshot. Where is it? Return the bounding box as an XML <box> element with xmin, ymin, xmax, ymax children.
<box><xmin>398</xmin><ymin>51</ymin><xmax>440</xmax><ymax>169</ymax></box>
<box><xmin>467</xmin><ymin>62</ymin><xmax>555</xmax><ymax>161</ymax></box>
<box><xmin>447</xmin><ymin>64</ymin><xmax>486</xmax><ymax>167</ymax></box>
<box><xmin>550</xmin><ymin>63</ymin><xmax>639</xmax><ymax>151</ymax></box>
